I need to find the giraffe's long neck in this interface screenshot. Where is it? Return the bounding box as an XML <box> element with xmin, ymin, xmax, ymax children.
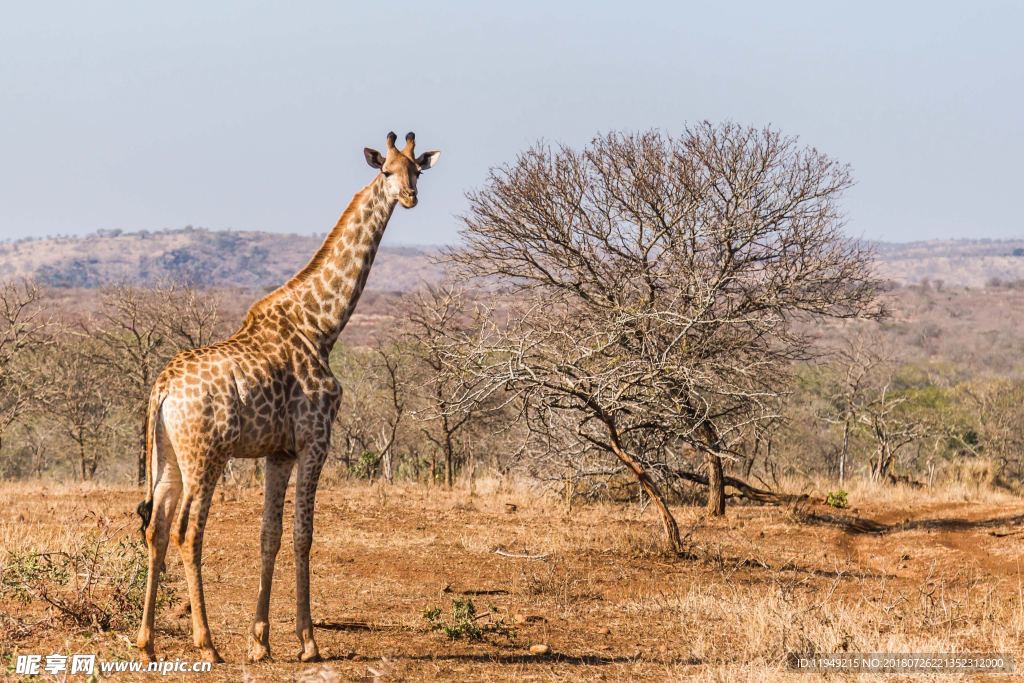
<box><xmin>274</xmin><ymin>175</ymin><xmax>396</xmax><ymax>354</ymax></box>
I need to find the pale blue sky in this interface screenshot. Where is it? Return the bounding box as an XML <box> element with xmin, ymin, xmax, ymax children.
<box><xmin>1</xmin><ymin>2</ymin><xmax>1021</xmax><ymax>245</ymax></box>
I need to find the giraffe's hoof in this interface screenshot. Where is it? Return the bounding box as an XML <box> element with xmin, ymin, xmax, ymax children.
<box><xmin>200</xmin><ymin>648</ymin><xmax>225</xmax><ymax>664</ymax></box>
<box><xmin>136</xmin><ymin>628</ymin><xmax>154</xmax><ymax>662</ymax></box>
<box><xmin>298</xmin><ymin>648</ymin><xmax>322</xmax><ymax>663</ymax></box>
<box><xmin>247</xmin><ymin>641</ymin><xmax>272</xmax><ymax>663</ymax></box>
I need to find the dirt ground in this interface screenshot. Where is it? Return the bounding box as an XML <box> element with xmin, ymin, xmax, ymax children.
<box><xmin>2</xmin><ymin>480</ymin><xmax>1023</xmax><ymax>681</ymax></box>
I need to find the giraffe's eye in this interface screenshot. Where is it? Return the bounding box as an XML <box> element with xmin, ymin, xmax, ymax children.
<box><xmin>382</xmin><ymin>171</ymin><xmax>392</xmax><ymax>178</ymax></box>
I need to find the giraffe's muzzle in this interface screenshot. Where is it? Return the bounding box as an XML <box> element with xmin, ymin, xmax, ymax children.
<box><xmin>399</xmin><ymin>191</ymin><xmax>418</xmax><ymax>208</ymax></box>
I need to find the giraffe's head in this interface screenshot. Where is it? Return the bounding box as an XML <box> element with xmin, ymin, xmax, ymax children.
<box><xmin>363</xmin><ymin>131</ymin><xmax>441</xmax><ymax>209</ymax></box>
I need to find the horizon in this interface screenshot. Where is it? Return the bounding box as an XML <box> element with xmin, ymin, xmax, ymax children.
<box><xmin>4</xmin><ymin>224</ymin><xmax>1024</xmax><ymax>248</ymax></box>
<box><xmin>2</xmin><ymin>2</ymin><xmax>1022</xmax><ymax>246</ymax></box>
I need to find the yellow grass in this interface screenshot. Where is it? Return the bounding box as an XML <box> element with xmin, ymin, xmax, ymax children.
<box><xmin>2</xmin><ymin>479</ymin><xmax>1022</xmax><ymax>681</ymax></box>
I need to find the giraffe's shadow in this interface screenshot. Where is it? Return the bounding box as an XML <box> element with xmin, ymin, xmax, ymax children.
<box><xmin>315</xmin><ymin>620</ymin><xmax>404</xmax><ymax>632</ymax></box>
<box><xmin>323</xmin><ymin>652</ymin><xmax>697</xmax><ymax>666</ymax></box>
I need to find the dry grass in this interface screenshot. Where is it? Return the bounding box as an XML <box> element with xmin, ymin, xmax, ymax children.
<box><xmin>787</xmin><ymin>474</ymin><xmax>1021</xmax><ymax>508</ymax></box>
<box><xmin>2</xmin><ymin>479</ymin><xmax>1022</xmax><ymax>681</ymax></box>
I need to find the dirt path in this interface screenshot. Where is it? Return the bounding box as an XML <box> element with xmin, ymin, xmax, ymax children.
<box><xmin>811</xmin><ymin>499</ymin><xmax>1024</xmax><ymax>583</ymax></box>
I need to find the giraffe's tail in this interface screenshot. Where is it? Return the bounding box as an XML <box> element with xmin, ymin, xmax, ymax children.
<box><xmin>136</xmin><ymin>388</ymin><xmax>164</xmax><ymax>543</ymax></box>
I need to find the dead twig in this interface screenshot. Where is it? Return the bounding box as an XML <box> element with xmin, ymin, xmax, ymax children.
<box><xmin>990</xmin><ymin>529</ymin><xmax>1024</xmax><ymax>538</ymax></box>
<box><xmin>494</xmin><ymin>547</ymin><xmax>549</xmax><ymax>561</ymax></box>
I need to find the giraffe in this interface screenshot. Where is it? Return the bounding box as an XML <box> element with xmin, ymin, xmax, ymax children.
<box><xmin>134</xmin><ymin>131</ymin><xmax>440</xmax><ymax>664</ymax></box>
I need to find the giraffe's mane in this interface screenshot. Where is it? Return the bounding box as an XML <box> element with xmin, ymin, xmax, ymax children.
<box><xmin>288</xmin><ymin>182</ymin><xmax>375</xmax><ymax>288</ymax></box>
<box><xmin>243</xmin><ymin>178</ymin><xmax>378</xmax><ymax>324</ymax></box>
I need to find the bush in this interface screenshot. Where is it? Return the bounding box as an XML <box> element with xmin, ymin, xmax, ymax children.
<box><xmin>825</xmin><ymin>490</ymin><xmax>849</xmax><ymax>509</ymax></box>
<box><xmin>422</xmin><ymin>598</ymin><xmax>516</xmax><ymax>643</ymax></box>
<box><xmin>0</xmin><ymin>529</ymin><xmax>173</xmax><ymax>632</ymax></box>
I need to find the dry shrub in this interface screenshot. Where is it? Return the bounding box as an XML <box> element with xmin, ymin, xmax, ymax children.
<box><xmin>514</xmin><ymin>562</ymin><xmax>605</xmax><ymax>616</ymax></box>
<box><xmin>0</xmin><ymin>612</ymin><xmax>35</xmax><ymax>645</ymax></box>
<box><xmin>943</xmin><ymin>458</ymin><xmax>996</xmax><ymax>487</ymax></box>
<box><xmin>939</xmin><ymin>457</ymin><xmax>1021</xmax><ymax>495</ymax></box>
<box><xmin>0</xmin><ymin>517</ymin><xmax>171</xmax><ymax>633</ymax></box>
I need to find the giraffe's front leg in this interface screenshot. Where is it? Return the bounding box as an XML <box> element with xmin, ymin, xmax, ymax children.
<box><xmin>293</xmin><ymin>445</ymin><xmax>328</xmax><ymax>662</ymax></box>
<box><xmin>248</xmin><ymin>454</ymin><xmax>295</xmax><ymax>663</ymax></box>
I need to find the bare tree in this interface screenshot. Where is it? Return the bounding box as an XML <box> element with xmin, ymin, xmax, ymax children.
<box><xmin>959</xmin><ymin>380</ymin><xmax>1024</xmax><ymax>480</ymax></box>
<box><xmin>820</xmin><ymin>335</ymin><xmax>929</xmax><ymax>483</ymax></box>
<box><xmin>858</xmin><ymin>379</ymin><xmax>927</xmax><ymax>482</ymax></box>
<box><xmin>445</xmin><ymin>124</ymin><xmax>880</xmax><ymax>551</ymax></box>
<box><xmin>0</xmin><ymin>282</ymin><xmax>52</xmax><ymax>453</ymax></box>
<box><xmin>88</xmin><ymin>283</ymin><xmax>227</xmax><ymax>484</ymax></box>
<box><xmin>330</xmin><ymin>346</ymin><xmax>378</xmax><ymax>474</ymax></box>
<box><xmin>41</xmin><ymin>341</ymin><xmax>117</xmax><ymax>481</ymax></box>
<box><xmin>373</xmin><ymin>345</ymin><xmax>406</xmax><ymax>483</ymax></box>
<box><xmin>823</xmin><ymin>333</ymin><xmax>888</xmax><ymax>484</ymax></box>
<box><xmin>401</xmin><ymin>286</ymin><xmax>491</xmax><ymax>487</ymax></box>
<box><xmin>0</xmin><ymin>421</ymin><xmax>59</xmax><ymax>479</ymax></box>
<box><xmin>330</xmin><ymin>343</ymin><xmax>409</xmax><ymax>482</ymax></box>
<box><xmin>152</xmin><ymin>285</ymin><xmax>225</xmax><ymax>349</ymax></box>
<box><xmin>20</xmin><ymin>421</ymin><xmax>58</xmax><ymax>479</ymax></box>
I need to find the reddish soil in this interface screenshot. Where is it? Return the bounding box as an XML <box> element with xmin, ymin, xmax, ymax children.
<box><xmin>2</xmin><ymin>483</ymin><xmax>1022</xmax><ymax>681</ymax></box>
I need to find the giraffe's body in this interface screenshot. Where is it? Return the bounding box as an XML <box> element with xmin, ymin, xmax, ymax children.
<box><xmin>136</xmin><ymin>133</ymin><xmax>439</xmax><ymax>664</ymax></box>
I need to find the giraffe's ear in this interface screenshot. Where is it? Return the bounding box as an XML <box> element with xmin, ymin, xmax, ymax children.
<box><xmin>415</xmin><ymin>150</ymin><xmax>441</xmax><ymax>170</ymax></box>
<box><xmin>364</xmin><ymin>147</ymin><xmax>386</xmax><ymax>169</ymax></box>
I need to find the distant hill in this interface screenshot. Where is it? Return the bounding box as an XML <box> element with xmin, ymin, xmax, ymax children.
<box><xmin>0</xmin><ymin>228</ymin><xmax>445</xmax><ymax>292</ymax></box>
<box><xmin>2</xmin><ymin>230</ymin><xmax>1023</xmax><ymax>290</ymax></box>
<box><xmin>873</xmin><ymin>239</ymin><xmax>1024</xmax><ymax>287</ymax></box>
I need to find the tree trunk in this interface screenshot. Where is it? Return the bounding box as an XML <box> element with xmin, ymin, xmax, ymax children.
<box><xmin>606</xmin><ymin>426</ymin><xmax>682</xmax><ymax>554</ymax></box>
<box><xmin>410</xmin><ymin>450</ymin><xmax>420</xmax><ymax>480</ymax></box>
<box><xmin>705</xmin><ymin>450</ymin><xmax>726</xmax><ymax>516</ymax></box>
<box><xmin>869</xmin><ymin>445</ymin><xmax>890</xmax><ymax>481</ymax></box>
<box><xmin>877</xmin><ymin>444</ymin><xmax>893</xmax><ymax>481</ymax></box>
<box><xmin>443</xmin><ymin>414</ymin><xmax>455</xmax><ymax>488</ymax></box>
<box><xmin>563</xmin><ymin>469</ymin><xmax>574</xmax><ymax>509</ymax></box>
<box><xmin>79</xmin><ymin>440</ymin><xmax>87</xmax><ymax>482</ymax></box>
<box><xmin>839</xmin><ymin>419</ymin><xmax>850</xmax><ymax>485</ymax></box>
<box><xmin>444</xmin><ymin>437</ymin><xmax>454</xmax><ymax>488</ymax></box>
<box><xmin>743</xmin><ymin>433</ymin><xmax>758</xmax><ymax>478</ymax></box>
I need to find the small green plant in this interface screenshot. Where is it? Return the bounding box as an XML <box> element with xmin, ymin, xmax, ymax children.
<box><xmin>0</xmin><ymin>528</ymin><xmax>173</xmax><ymax>632</ymax></box>
<box><xmin>422</xmin><ymin>598</ymin><xmax>516</xmax><ymax>642</ymax></box>
<box><xmin>350</xmin><ymin>450</ymin><xmax>381</xmax><ymax>479</ymax></box>
<box><xmin>825</xmin><ymin>489</ymin><xmax>849</xmax><ymax>509</ymax></box>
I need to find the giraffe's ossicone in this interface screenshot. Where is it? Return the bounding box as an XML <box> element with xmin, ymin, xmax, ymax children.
<box><xmin>135</xmin><ymin>132</ymin><xmax>441</xmax><ymax>664</ymax></box>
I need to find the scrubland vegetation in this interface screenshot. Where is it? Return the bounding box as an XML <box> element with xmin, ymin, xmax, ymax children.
<box><xmin>2</xmin><ymin>124</ymin><xmax>1022</xmax><ymax>679</ymax></box>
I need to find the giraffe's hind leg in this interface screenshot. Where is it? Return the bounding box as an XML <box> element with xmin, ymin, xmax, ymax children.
<box><xmin>248</xmin><ymin>453</ymin><xmax>295</xmax><ymax>663</ymax></box>
<box><xmin>174</xmin><ymin>458</ymin><xmax>226</xmax><ymax>664</ymax></box>
<box><xmin>136</xmin><ymin>426</ymin><xmax>182</xmax><ymax>662</ymax></box>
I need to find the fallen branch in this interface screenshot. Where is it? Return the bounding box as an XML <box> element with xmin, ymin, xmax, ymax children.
<box><xmin>494</xmin><ymin>547</ymin><xmax>549</xmax><ymax>560</ymax></box>
<box><xmin>671</xmin><ymin>469</ymin><xmax>808</xmax><ymax>505</ymax></box>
